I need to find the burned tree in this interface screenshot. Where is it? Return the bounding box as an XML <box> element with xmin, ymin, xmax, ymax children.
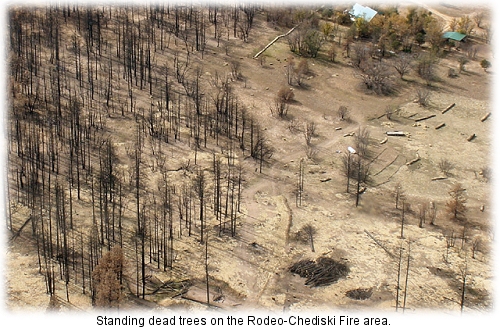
<box><xmin>270</xmin><ymin>89</ymin><xmax>291</xmax><ymax>118</ymax></box>
<box><xmin>337</xmin><ymin>105</ymin><xmax>350</xmax><ymax>122</ymax></box>
<box><xmin>194</xmin><ymin>167</ymin><xmax>206</xmax><ymax>244</ymax></box>
<box><xmin>446</xmin><ymin>183</ymin><xmax>467</xmax><ymax>220</ymax></box>
<box><xmin>392</xmin><ymin>53</ymin><xmax>413</xmax><ymax>79</ymax></box>
<box><xmin>91</xmin><ymin>246</ymin><xmax>124</xmax><ymax>308</ymax></box>
<box><xmin>393</xmin><ymin>183</ymin><xmax>406</xmax><ymax>210</ymax></box>
<box><xmin>250</xmin><ymin>125</ymin><xmax>273</xmax><ymax>173</ymax></box>
<box><xmin>355</xmin><ymin>59</ymin><xmax>395</xmax><ymax>95</ymax></box>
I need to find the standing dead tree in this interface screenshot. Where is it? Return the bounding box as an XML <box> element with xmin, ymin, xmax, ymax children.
<box><xmin>270</xmin><ymin>88</ymin><xmax>291</xmax><ymax>118</ymax></box>
<box><xmin>296</xmin><ymin>158</ymin><xmax>304</xmax><ymax>207</ymax></box>
<box><xmin>416</xmin><ymin>88</ymin><xmax>431</xmax><ymax>107</ymax></box>
<box><xmin>250</xmin><ymin>124</ymin><xmax>273</xmax><ymax>173</ymax></box>
<box><xmin>303</xmin><ymin>224</ymin><xmax>316</xmax><ymax>252</ymax></box>
<box><xmin>392</xmin><ymin>53</ymin><xmax>413</xmax><ymax>79</ymax></box>
<box><xmin>342</xmin><ymin>152</ymin><xmax>353</xmax><ymax>193</ymax></box>
<box><xmin>400</xmin><ymin>200</ymin><xmax>407</xmax><ymax>239</ymax></box>
<box><xmin>337</xmin><ymin>105</ymin><xmax>350</xmax><ymax>122</ymax></box>
<box><xmin>355</xmin><ymin>59</ymin><xmax>395</xmax><ymax>95</ymax></box>
<box><xmin>395</xmin><ymin>243</ymin><xmax>403</xmax><ymax>311</ymax></box>
<box><xmin>393</xmin><ymin>183</ymin><xmax>406</xmax><ymax>210</ymax></box>
<box><xmin>418</xmin><ymin>202</ymin><xmax>427</xmax><ymax>228</ymax></box>
<box><xmin>402</xmin><ymin>240</ymin><xmax>411</xmax><ymax>313</ymax></box>
<box><xmin>194</xmin><ymin>167</ymin><xmax>206</xmax><ymax>244</ymax></box>
<box><xmin>427</xmin><ymin>202</ymin><xmax>437</xmax><ymax>225</ymax></box>
<box><xmin>444</xmin><ymin>230</ymin><xmax>456</xmax><ymax>263</ymax></box>
<box><xmin>460</xmin><ymin>256</ymin><xmax>468</xmax><ymax>313</ymax></box>
<box><xmin>303</xmin><ymin>121</ymin><xmax>316</xmax><ymax>146</ymax></box>
<box><xmin>446</xmin><ymin>183</ymin><xmax>467</xmax><ymax>220</ymax></box>
<box><xmin>91</xmin><ymin>246</ymin><xmax>124</xmax><ymax>308</ymax></box>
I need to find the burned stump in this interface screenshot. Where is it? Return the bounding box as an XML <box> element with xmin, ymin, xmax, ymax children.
<box><xmin>289</xmin><ymin>257</ymin><xmax>349</xmax><ymax>287</ymax></box>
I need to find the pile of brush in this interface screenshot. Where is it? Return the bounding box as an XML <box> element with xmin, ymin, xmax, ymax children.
<box><xmin>289</xmin><ymin>257</ymin><xmax>349</xmax><ymax>287</ymax></box>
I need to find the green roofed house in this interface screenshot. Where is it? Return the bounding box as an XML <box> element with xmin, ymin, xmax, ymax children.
<box><xmin>443</xmin><ymin>31</ymin><xmax>467</xmax><ymax>42</ymax></box>
<box><xmin>349</xmin><ymin>3</ymin><xmax>378</xmax><ymax>22</ymax></box>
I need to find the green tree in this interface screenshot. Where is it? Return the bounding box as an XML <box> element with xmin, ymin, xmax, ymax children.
<box><xmin>355</xmin><ymin>17</ymin><xmax>370</xmax><ymax>38</ymax></box>
<box><xmin>425</xmin><ymin>20</ymin><xmax>444</xmax><ymax>52</ymax></box>
<box><xmin>303</xmin><ymin>30</ymin><xmax>323</xmax><ymax>57</ymax></box>
<box><xmin>417</xmin><ymin>54</ymin><xmax>438</xmax><ymax>85</ymax></box>
<box><xmin>457</xmin><ymin>15</ymin><xmax>474</xmax><ymax>35</ymax></box>
<box><xmin>480</xmin><ymin>59</ymin><xmax>491</xmax><ymax>72</ymax></box>
<box><xmin>320</xmin><ymin>21</ymin><xmax>335</xmax><ymax>40</ymax></box>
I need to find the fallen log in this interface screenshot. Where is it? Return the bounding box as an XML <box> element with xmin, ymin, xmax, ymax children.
<box><xmin>10</xmin><ymin>215</ymin><xmax>32</xmax><ymax>241</ymax></box>
<box><xmin>343</xmin><ymin>132</ymin><xmax>355</xmax><ymax>137</ymax></box>
<box><xmin>435</xmin><ymin>123</ymin><xmax>446</xmax><ymax>129</ymax></box>
<box><xmin>320</xmin><ymin>178</ymin><xmax>332</xmax><ymax>182</ymax></box>
<box><xmin>364</xmin><ymin>230</ymin><xmax>395</xmax><ymax>259</ymax></box>
<box><xmin>481</xmin><ymin>112</ymin><xmax>491</xmax><ymax>122</ymax></box>
<box><xmin>373</xmin><ymin>154</ymin><xmax>399</xmax><ymax>176</ymax></box>
<box><xmin>406</xmin><ymin>153</ymin><xmax>420</xmax><ymax>166</ymax></box>
<box><xmin>380</xmin><ymin>137</ymin><xmax>388</xmax><ymax>144</ymax></box>
<box><xmin>432</xmin><ymin>176</ymin><xmax>448</xmax><ymax>181</ymax></box>
<box><xmin>441</xmin><ymin>103</ymin><xmax>456</xmax><ymax>114</ymax></box>
<box><xmin>415</xmin><ymin>114</ymin><xmax>436</xmax><ymax>122</ymax></box>
<box><xmin>467</xmin><ymin>134</ymin><xmax>476</xmax><ymax>142</ymax></box>
<box><xmin>253</xmin><ymin>24</ymin><xmax>300</xmax><ymax>59</ymax></box>
<box><xmin>386</xmin><ymin>131</ymin><xmax>405</xmax><ymax>136</ymax></box>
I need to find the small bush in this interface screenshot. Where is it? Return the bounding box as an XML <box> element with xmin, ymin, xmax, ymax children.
<box><xmin>439</xmin><ymin>158</ymin><xmax>454</xmax><ymax>176</ymax></box>
<box><xmin>277</xmin><ymin>86</ymin><xmax>294</xmax><ymax>102</ymax></box>
<box><xmin>480</xmin><ymin>59</ymin><xmax>491</xmax><ymax>72</ymax></box>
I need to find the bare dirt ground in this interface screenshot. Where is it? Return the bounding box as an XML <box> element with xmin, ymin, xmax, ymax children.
<box><xmin>6</xmin><ymin>2</ymin><xmax>493</xmax><ymax>313</ymax></box>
